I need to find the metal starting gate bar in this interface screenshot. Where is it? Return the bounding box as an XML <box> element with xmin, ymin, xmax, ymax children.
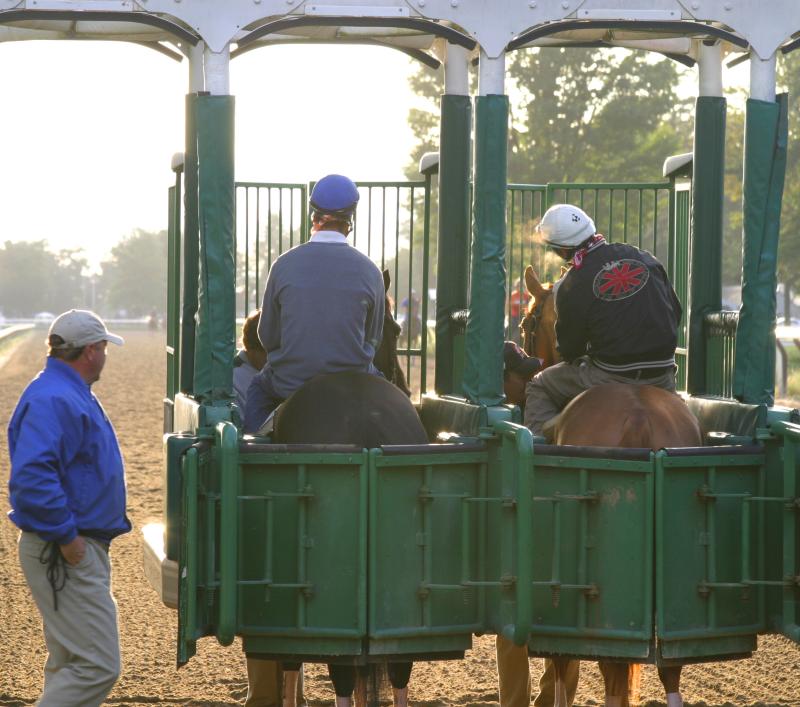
<box><xmin>225</xmin><ymin>177</ymin><xmax>690</xmax><ymax>401</ymax></box>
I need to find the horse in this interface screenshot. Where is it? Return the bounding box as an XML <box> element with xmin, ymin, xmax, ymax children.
<box><xmin>518</xmin><ymin>265</ymin><xmax>701</xmax><ymax>707</ymax></box>
<box><xmin>374</xmin><ymin>269</ymin><xmax>411</xmax><ymax>396</ymax></box>
<box><xmin>269</xmin><ymin>285</ymin><xmax>426</xmax><ymax>707</ymax></box>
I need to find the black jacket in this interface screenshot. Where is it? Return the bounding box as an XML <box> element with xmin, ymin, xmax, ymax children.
<box><xmin>554</xmin><ymin>242</ymin><xmax>682</xmax><ymax>371</ymax></box>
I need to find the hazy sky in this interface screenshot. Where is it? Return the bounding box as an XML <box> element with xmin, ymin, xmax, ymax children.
<box><xmin>0</xmin><ymin>40</ymin><xmax>420</xmax><ymax>271</ymax></box>
<box><xmin>0</xmin><ymin>39</ymin><xmax>751</xmax><ymax>273</ymax></box>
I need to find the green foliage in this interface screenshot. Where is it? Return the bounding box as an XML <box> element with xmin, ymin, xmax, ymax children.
<box><xmin>0</xmin><ymin>240</ymin><xmax>88</xmax><ymax>317</ymax></box>
<box><xmin>405</xmin><ymin>47</ymin><xmax>693</xmax><ymax>185</ymax></box>
<box><xmin>508</xmin><ymin>48</ymin><xmax>692</xmax><ymax>183</ymax></box>
<box><xmin>777</xmin><ymin>53</ymin><xmax>800</xmax><ymax>293</ymax></box>
<box><xmin>405</xmin><ymin>66</ymin><xmax>444</xmax><ymax>180</ymax></box>
<box><xmin>99</xmin><ymin>228</ymin><xmax>168</xmax><ymax>317</ymax></box>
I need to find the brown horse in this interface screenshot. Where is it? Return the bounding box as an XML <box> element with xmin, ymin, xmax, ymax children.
<box><xmin>374</xmin><ymin>270</ymin><xmax>411</xmax><ymax>396</ymax></box>
<box><xmin>519</xmin><ymin>265</ymin><xmax>701</xmax><ymax>707</ymax></box>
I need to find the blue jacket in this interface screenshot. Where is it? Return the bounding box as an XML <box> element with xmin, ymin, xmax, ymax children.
<box><xmin>7</xmin><ymin>357</ymin><xmax>131</xmax><ymax>545</ymax></box>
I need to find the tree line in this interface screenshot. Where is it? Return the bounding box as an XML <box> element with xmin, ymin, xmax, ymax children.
<box><xmin>405</xmin><ymin>46</ymin><xmax>800</xmax><ymax>299</ymax></box>
<box><xmin>0</xmin><ymin>229</ymin><xmax>167</xmax><ymax>319</ymax></box>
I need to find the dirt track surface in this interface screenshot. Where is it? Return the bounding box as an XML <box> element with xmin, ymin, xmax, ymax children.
<box><xmin>1</xmin><ymin>331</ymin><xmax>799</xmax><ymax>706</ymax></box>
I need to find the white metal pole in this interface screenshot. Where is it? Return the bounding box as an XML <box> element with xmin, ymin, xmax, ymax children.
<box><xmin>204</xmin><ymin>45</ymin><xmax>231</xmax><ymax>96</ymax></box>
<box><xmin>750</xmin><ymin>51</ymin><xmax>777</xmax><ymax>102</ymax></box>
<box><xmin>478</xmin><ymin>50</ymin><xmax>505</xmax><ymax>96</ymax></box>
<box><xmin>445</xmin><ymin>43</ymin><xmax>470</xmax><ymax>96</ymax></box>
<box><xmin>697</xmin><ymin>41</ymin><xmax>723</xmax><ymax>98</ymax></box>
<box><xmin>188</xmin><ymin>42</ymin><xmax>205</xmax><ymax>93</ymax></box>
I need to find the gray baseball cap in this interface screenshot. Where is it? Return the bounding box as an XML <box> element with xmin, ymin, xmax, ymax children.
<box><xmin>48</xmin><ymin>309</ymin><xmax>125</xmax><ymax>348</ymax></box>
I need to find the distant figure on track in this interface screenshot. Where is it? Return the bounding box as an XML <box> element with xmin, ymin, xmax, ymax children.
<box><xmin>7</xmin><ymin>309</ymin><xmax>129</xmax><ymax>707</ymax></box>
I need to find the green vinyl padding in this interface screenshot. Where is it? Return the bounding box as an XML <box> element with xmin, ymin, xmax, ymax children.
<box><xmin>419</xmin><ymin>395</ymin><xmax>485</xmax><ymax>441</ymax></box>
<box><xmin>684</xmin><ymin>395</ymin><xmax>767</xmax><ymax>439</ymax></box>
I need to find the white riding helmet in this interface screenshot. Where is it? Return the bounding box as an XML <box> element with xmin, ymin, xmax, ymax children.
<box><xmin>537</xmin><ymin>204</ymin><xmax>596</xmax><ymax>248</ymax></box>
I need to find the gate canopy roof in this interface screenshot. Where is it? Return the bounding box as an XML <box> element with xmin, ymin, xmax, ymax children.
<box><xmin>1</xmin><ymin>2</ymin><xmax>799</xmax><ymax>61</ymax></box>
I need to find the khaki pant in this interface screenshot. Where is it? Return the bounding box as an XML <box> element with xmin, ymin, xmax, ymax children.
<box><xmin>245</xmin><ymin>658</ymin><xmax>306</xmax><ymax>707</ymax></box>
<box><xmin>524</xmin><ymin>358</ymin><xmax>676</xmax><ymax>436</ymax></box>
<box><xmin>496</xmin><ymin>636</ymin><xmax>579</xmax><ymax>707</ymax></box>
<box><xmin>19</xmin><ymin>532</ymin><xmax>121</xmax><ymax>707</ymax></box>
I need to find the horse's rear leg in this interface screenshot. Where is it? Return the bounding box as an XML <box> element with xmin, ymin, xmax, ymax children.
<box><xmin>282</xmin><ymin>669</ymin><xmax>299</xmax><ymax>707</ymax></box>
<box><xmin>387</xmin><ymin>661</ymin><xmax>412</xmax><ymax>707</ymax></box>
<box><xmin>657</xmin><ymin>666</ymin><xmax>683</xmax><ymax>707</ymax></box>
<box><xmin>599</xmin><ymin>662</ymin><xmax>641</xmax><ymax>707</ymax></box>
<box><xmin>551</xmin><ymin>657</ymin><xmax>574</xmax><ymax>707</ymax></box>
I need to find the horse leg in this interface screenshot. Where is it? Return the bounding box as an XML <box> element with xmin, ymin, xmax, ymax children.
<box><xmin>599</xmin><ymin>661</ymin><xmax>640</xmax><ymax>707</ymax></box>
<box><xmin>551</xmin><ymin>657</ymin><xmax>574</xmax><ymax>707</ymax></box>
<box><xmin>328</xmin><ymin>664</ymin><xmax>355</xmax><ymax>707</ymax></box>
<box><xmin>387</xmin><ymin>661</ymin><xmax>412</xmax><ymax>707</ymax></box>
<box><xmin>353</xmin><ymin>670</ymin><xmax>367</xmax><ymax>707</ymax></box>
<box><xmin>658</xmin><ymin>666</ymin><xmax>683</xmax><ymax>707</ymax></box>
<box><xmin>282</xmin><ymin>670</ymin><xmax>299</xmax><ymax>707</ymax></box>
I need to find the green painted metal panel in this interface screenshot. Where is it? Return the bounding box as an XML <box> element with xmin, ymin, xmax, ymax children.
<box><xmin>435</xmin><ymin>94</ymin><xmax>472</xmax><ymax>395</ymax></box>
<box><xmin>194</xmin><ymin>95</ymin><xmax>236</xmax><ymax>402</ymax></box>
<box><xmin>688</xmin><ymin>96</ymin><xmax>726</xmax><ymax>395</ymax></box>
<box><xmin>464</xmin><ymin>95</ymin><xmax>508</xmax><ymax>405</ymax></box>
<box><xmin>734</xmin><ymin>95</ymin><xmax>789</xmax><ymax>405</ymax></box>
<box><xmin>177</xmin><ymin>443</ymin><xmax>217</xmax><ymax>666</ymax></box>
<box><xmin>766</xmin><ymin>422</ymin><xmax>800</xmax><ymax>644</ymax></box>
<box><xmin>673</xmin><ymin>185</ymin><xmax>690</xmax><ymax>390</ymax></box>
<box><xmin>237</xmin><ymin>448</ymin><xmax>368</xmax><ymax>658</ymax></box>
<box><xmin>166</xmin><ymin>179</ymin><xmax>181</xmax><ymax>403</ymax></box>
<box><xmin>526</xmin><ymin>451</ymin><xmax>654</xmax><ymax>660</ymax></box>
<box><xmin>656</xmin><ymin>449</ymin><xmax>768</xmax><ymax>661</ymax></box>
<box><xmin>368</xmin><ymin>447</ymin><xmax>488</xmax><ymax>656</ymax></box>
<box><xmin>180</xmin><ymin>93</ymin><xmax>199</xmax><ymax>396</ymax></box>
<box><xmin>164</xmin><ymin>433</ymin><xmax>199</xmax><ymax>562</ymax></box>
<box><xmin>217</xmin><ymin>421</ymin><xmax>239</xmax><ymax>647</ymax></box>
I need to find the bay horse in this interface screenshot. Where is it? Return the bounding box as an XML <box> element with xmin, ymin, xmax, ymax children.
<box><xmin>374</xmin><ymin>269</ymin><xmax>411</xmax><ymax>396</ymax></box>
<box><xmin>518</xmin><ymin>265</ymin><xmax>701</xmax><ymax>707</ymax></box>
<box><xmin>270</xmin><ymin>285</ymin><xmax>426</xmax><ymax>707</ymax></box>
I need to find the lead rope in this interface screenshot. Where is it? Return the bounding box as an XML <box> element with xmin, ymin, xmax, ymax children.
<box><xmin>39</xmin><ymin>541</ymin><xmax>68</xmax><ymax>611</ymax></box>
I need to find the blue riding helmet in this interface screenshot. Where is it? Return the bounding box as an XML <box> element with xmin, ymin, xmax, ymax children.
<box><xmin>310</xmin><ymin>174</ymin><xmax>360</xmax><ymax>216</ymax></box>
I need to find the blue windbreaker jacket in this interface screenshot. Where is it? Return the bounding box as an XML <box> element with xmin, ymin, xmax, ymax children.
<box><xmin>7</xmin><ymin>357</ymin><xmax>131</xmax><ymax>545</ymax></box>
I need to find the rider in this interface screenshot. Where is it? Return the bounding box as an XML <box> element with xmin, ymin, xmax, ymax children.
<box><xmin>244</xmin><ymin>174</ymin><xmax>385</xmax><ymax>434</ymax></box>
<box><xmin>524</xmin><ymin>203</ymin><xmax>682</xmax><ymax>436</ymax></box>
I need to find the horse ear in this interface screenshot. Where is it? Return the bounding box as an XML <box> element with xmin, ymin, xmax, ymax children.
<box><xmin>382</xmin><ymin>269</ymin><xmax>391</xmax><ymax>293</ymax></box>
<box><xmin>524</xmin><ymin>265</ymin><xmax>546</xmax><ymax>297</ymax></box>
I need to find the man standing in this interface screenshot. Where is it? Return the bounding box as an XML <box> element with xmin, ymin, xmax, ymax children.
<box><xmin>245</xmin><ymin>174</ymin><xmax>385</xmax><ymax>434</ymax></box>
<box><xmin>8</xmin><ymin>309</ymin><xmax>130</xmax><ymax>706</ymax></box>
<box><xmin>525</xmin><ymin>203</ymin><xmax>682</xmax><ymax>436</ymax></box>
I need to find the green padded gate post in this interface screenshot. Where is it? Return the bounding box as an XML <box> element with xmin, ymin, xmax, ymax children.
<box><xmin>435</xmin><ymin>93</ymin><xmax>472</xmax><ymax>395</ymax></box>
<box><xmin>180</xmin><ymin>93</ymin><xmax>199</xmax><ymax>395</ymax></box>
<box><xmin>464</xmin><ymin>94</ymin><xmax>508</xmax><ymax>405</ymax></box>
<box><xmin>193</xmin><ymin>95</ymin><xmax>236</xmax><ymax>401</ymax></box>
<box><xmin>687</xmin><ymin>96</ymin><xmax>726</xmax><ymax>395</ymax></box>
<box><xmin>733</xmin><ymin>95</ymin><xmax>788</xmax><ymax>405</ymax></box>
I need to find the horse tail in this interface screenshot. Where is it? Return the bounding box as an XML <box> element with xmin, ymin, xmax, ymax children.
<box><xmin>617</xmin><ymin>406</ymin><xmax>652</xmax><ymax>448</ymax></box>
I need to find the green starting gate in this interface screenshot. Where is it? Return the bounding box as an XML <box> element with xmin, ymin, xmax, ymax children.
<box><xmin>172</xmin><ymin>396</ymin><xmax>800</xmax><ymax>667</ymax></box>
<box><xmin>163</xmin><ymin>168</ymin><xmax>797</xmax><ymax>673</ymax></box>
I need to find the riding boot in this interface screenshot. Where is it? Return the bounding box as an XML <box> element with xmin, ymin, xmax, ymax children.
<box><xmin>393</xmin><ymin>686</ymin><xmax>409</xmax><ymax>707</ymax></box>
<box><xmin>666</xmin><ymin>693</ymin><xmax>683</xmax><ymax>707</ymax></box>
<box><xmin>282</xmin><ymin>670</ymin><xmax>299</xmax><ymax>707</ymax></box>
